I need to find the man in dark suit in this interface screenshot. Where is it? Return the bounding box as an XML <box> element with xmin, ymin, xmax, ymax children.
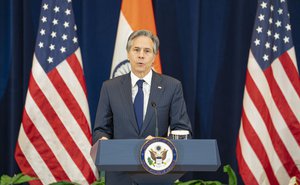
<box><xmin>93</xmin><ymin>30</ymin><xmax>192</xmax><ymax>185</ymax></box>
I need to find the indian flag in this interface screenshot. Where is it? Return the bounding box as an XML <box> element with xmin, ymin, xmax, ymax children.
<box><xmin>110</xmin><ymin>0</ymin><xmax>162</xmax><ymax>78</ymax></box>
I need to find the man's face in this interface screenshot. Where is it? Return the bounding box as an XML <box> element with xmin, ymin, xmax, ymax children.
<box><xmin>128</xmin><ymin>36</ymin><xmax>156</xmax><ymax>78</ymax></box>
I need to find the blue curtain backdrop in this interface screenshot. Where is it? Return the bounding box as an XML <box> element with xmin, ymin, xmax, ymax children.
<box><xmin>1</xmin><ymin>0</ymin><xmax>299</xmax><ymax>184</ymax></box>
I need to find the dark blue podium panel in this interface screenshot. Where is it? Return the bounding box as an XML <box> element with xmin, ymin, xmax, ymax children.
<box><xmin>91</xmin><ymin>139</ymin><xmax>220</xmax><ymax>172</ymax></box>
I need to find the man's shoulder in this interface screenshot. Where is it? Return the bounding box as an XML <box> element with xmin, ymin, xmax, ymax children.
<box><xmin>154</xmin><ymin>72</ymin><xmax>181</xmax><ymax>85</ymax></box>
<box><xmin>103</xmin><ymin>73</ymin><xmax>129</xmax><ymax>86</ymax></box>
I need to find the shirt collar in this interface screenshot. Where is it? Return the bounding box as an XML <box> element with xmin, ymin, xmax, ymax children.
<box><xmin>131</xmin><ymin>70</ymin><xmax>153</xmax><ymax>87</ymax></box>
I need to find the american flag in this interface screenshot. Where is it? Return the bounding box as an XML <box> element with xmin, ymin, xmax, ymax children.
<box><xmin>14</xmin><ymin>0</ymin><xmax>98</xmax><ymax>184</ymax></box>
<box><xmin>236</xmin><ymin>0</ymin><xmax>300</xmax><ymax>184</ymax></box>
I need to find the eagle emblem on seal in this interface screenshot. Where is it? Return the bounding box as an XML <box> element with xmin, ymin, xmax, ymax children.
<box><xmin>149</xmin><ymin>146</ymin><xmax>168</xmax><ymax>167</ymax></box>
<box><xmin>140</xmin><ymin>137</ymin><xmax>177</xmax><ymax>175</ymax></box>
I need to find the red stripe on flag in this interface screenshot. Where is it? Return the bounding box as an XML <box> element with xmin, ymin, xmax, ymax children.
<box><xmin>15</xmin><ymin>143</ymin><xmax>42</xmax><ymax>185</ymax></box>
<box><xmin>236</xmin><ymin>138</ymin><xmax>259</xmax><ymax>185</ymax></box>
<box><xmin>247</xmin><ymin>69</ymin><xmax>299</xmax><ymax>178</ymax></box>
<box><xmin>22</xmin><ymin>109</ymin><xmax>70</xmax><ymax>181</ymax></box>
<box><xmin>279</xmin><ymin>53</ymin><xmax>300</xmax><ymax>97</ymax></box>
<box><xmin>242</xmin><ymin>108</ymin><xmax>279</xmax><ymax>185</ymax></box>
<box><xmin>48</xmin><ymin>68</ymin><xmax>92</xmax><ymax>143</ymax></box>
<box><xmin>237</xmin><ymin>1</ymin><xmax>300</xmax><ymax>183</ymax></box>
<box><xmin>66</xmin><ymin>54</ymin><xmax>88</xmax><ymax>96</ymax></box>
<box><xmin>264</xmin><ymin>66</ymin><xmax>300</xmax><ymax>146</ymax></box>
<box><xmin>28</xmin><ymin>76</ymin><xmax>96</xmax><ymax>182</ymax></box>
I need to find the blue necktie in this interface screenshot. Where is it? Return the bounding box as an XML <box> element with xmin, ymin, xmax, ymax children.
<box><xmin>134</xmin><ymin>80</ymin><xmax>144</xmax><ymax>131</ymax></box>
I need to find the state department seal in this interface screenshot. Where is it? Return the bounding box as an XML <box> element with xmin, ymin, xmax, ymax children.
<box><xmin>140</xmin><ymin>137</ymin><xmax>177</xmax><ymax>175</ymax></box>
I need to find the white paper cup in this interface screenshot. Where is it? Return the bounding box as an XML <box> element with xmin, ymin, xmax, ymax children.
<box><xmin>171</xmin><ymin>130</ymin><xmax>189</xmax><ymax>140</ymax></box>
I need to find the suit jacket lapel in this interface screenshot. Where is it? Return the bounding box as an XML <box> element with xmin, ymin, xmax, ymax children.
<box><xmin>140</xmin><ymin>72</ymin><xmax>164</xmax><ymax>134</ymax></box>
<box><xmin>120</xmin><ymin>73</ymin><xmax>139</xmax><ymax>133</ymax></box>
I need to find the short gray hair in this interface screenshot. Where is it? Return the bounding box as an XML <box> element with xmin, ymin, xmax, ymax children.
<box><xmin>126</xmin><ymin>30</ymin><xmax>160</xmax><ymax>54</ymax></box>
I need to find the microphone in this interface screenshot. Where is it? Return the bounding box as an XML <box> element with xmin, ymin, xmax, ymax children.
<box><xmin>151</xmin><ymin>101</ymin><xmax>158</xmax><ymax>137</ymax></box>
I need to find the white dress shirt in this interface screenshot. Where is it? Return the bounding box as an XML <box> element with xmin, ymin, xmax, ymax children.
<box><xmin>131</xmin><ymin>70</ymin><xmax>152</xmax><ymax>121</ymax></box>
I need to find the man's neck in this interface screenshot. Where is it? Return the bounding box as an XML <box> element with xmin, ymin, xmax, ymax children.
<box><xmin>132</xmin><ymin>70</ymin><xmax>151</xmax><ymax>79</ymax></box>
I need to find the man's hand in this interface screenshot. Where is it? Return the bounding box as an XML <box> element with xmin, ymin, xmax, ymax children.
<box><xmin>100</xmin><ymin>136</ymin><xmax>108</xmax><ymax>140</ymax></box>
<box><xmin>145</xmin><ymin>135</ymin><xmax>154</xmax><ymax>140</ymax></box>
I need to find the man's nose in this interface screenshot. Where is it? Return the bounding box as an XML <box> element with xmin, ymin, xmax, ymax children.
<box><xmin>138</xmin><ymin>50</ymin><xmax>145</xmax><ymax>58</ymax></box>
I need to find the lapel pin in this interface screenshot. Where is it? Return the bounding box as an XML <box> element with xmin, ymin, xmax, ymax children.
<box><xmin>158</xmin><ymin>86</ymin><xmax>162</xmax><ymax>89</ymax></box>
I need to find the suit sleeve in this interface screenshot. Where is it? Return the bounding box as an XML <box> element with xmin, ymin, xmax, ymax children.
<box><xmin>169</xmin><ymin>82</ymin><xmax>192</xmax><ymax>136</ymax></box>
<box><xmin>92</xmin><ymin>82</ymin><xmax>113</xmax><ymax>144</ymax></box>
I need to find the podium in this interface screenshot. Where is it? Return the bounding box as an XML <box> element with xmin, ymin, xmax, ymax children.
<box><xmin>91</xmin><ymin>139</ymin><xmax>220</xmax><ymax>185</ymax></box>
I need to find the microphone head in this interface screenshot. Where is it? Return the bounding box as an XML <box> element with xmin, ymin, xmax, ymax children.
<box><xmin>151</xmin><ymin>101</ymin><xmax>156</xmax><ymax>108</ymax></box>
